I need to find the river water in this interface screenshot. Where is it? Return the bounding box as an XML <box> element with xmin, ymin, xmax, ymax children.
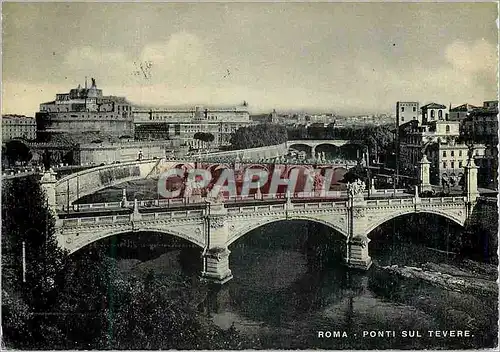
<box><xmin>106</xmin><ymin>220</ymin><xmax>498</xmax><ymax>350</ymax></box>
<box><xmin>80</xmin><ymin>181</ymin><xmax>498</xmax><ymax>349</ymax></box>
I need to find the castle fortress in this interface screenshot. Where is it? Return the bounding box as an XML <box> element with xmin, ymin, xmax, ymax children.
<box><xmin>35</xmin><ymin>78</ymin><xmax>134</xmax><ymax>142</ymax></box>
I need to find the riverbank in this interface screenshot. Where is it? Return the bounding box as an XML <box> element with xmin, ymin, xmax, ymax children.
<box><xmin>380</xmin><ymin>261</ymin><xmax>497</xmax><ymax>297</ymax></box>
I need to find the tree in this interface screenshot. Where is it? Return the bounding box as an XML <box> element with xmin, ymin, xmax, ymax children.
<box><xmin>341</xmin><ymin>165</ymin><xmax>367</xmax><ymax>184</ymax></box>
<box><xmin>334</xmin><ymin>124</ymin><xmax>395</xmax><ymax>164</ymax></box>
<box><xmin>361</xmin><ymin>125</ymin><xmax>394</xmax><ymax>163</ymax></box>
<box><xmin>307</xmin><ymin>123</ymin><xmax>327</xmax><ymax>139</ymax></box>
<box><xmin>193</xmin><ymin>132</ymin><xmax>215</xmax><ymax>146</ymax></box>
<box><xmin>2</xmin><ymin>175</ymin><xmax>68</xmax><ymax>348</ymax></box>
<box><xmin>230</xmin><ymin>123</ymin><xmax>287</xmax><ymax>150</ymax></box>
<box><xmin>4</xmin><ymin>140</ymin><xmax>32</xmax><ymax>166</ymax></box>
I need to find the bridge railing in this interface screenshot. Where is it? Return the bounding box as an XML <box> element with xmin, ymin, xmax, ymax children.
<box><xmin>366</xmin><ymin>198</ymin><xmax>414</xmax><ymax>206</ymax></box>
<box><xmin>478</xmin><ymin>196</ymin><xmax>498</xmax><ymax>204</ymax></box>
<box><xmin>59</xmin><ymin>209</ymin><xmax>207</xmax><ymax>228</ymax></box>
<box><xmin>365</xmin><ymin>196</ymin><xmax>466</xmax><ymax>207</ymax></box>
<box><xmin>419</xmin><ymin>196</ymin><xmax>466</xmax><ymax>203</ymax></box>
<box><xmin>55</xmin><ymin>158</ymin><xmax>161</xmax><ymax>186</ymax></box>
<box><xmin>226</xmin><ymin>200</ymin><xmax>349</xmax><ymax>215</ymax></box>
<box><xmin>58</xmin><ymin>189</ymin><xmax>418</xmax><ymax>213</ymax></box>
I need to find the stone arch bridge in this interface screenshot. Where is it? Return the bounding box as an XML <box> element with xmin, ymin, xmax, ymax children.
<box><xmin>54</xmin><ymin>192</ymin><xmax>476</xmax><ymax>284</ymax></box>
<box><xmin>287</xmin><ymin>139</ymin><xmax>363</xmax><ymax>158</ymax></box>
<box><xmin>42</xmin><ymin>155</ymin><xmax>481</xmax><ymax>284</ymax></box>
<box><xmin>52</xmin><ymin>157</ymin><xmax>358</xmax><ymax>207</ymax></box>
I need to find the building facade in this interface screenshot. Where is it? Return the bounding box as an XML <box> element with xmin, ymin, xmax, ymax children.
<box><xmin>421</xmin><ymin>103</ymin><xmax>449</xmax><ymax>124</ymax></box>
<box><xmin>449</xmin><ymin>103</ymin><xmax>478</xmax><ymax>122</ymax></box>
<box><xmin>2</xmin><ymin>115</ymin><xmax>37</xmax><ymax>141</ymax></box>
<box><xmin>396</xmin><ymin>101</ymin><xmax>420</xmax><ymax>127</ymax></box>
<box><xmin>36</xmin><ymin>79</ymin><xmax>134</xmax><ymax>142</ymax></box>
<box><xmin>133</xmin><ymin>103</ymin><xmax>254</xmax><ymax>148</ymax></box>
<box><xmin>460</xmin><ymin>100</ymin><xmax>499</xmax><ymax>188</ymax></box>
<box><xmin>426</xmin><ymin>141</ymin><xmax>485</xmax><ymax>186</ymax></box>
<box><xmin>133</xmin><ymin>104</ymin><xmax>250</xmax><ymax>123</ymax></box>
<box><xmin>462</xmin><ymin>101</ymin><xmax>498</xmax><ymax>141</ymax></box>
<box><xmin>397</xmin><ymin>101</ymin><xmax>487</xmax><ymax>188</ymax></box>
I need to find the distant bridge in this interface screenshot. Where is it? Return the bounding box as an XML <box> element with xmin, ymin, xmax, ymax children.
<box><xmin>53</xmin><ymin>156</ymin><xmax>359</xmax><ymax>206</ymax></box>
<box><xmin>287</xmin><ymin>139</ymin><xmax>363</xmax><ymax>157</ymax></box>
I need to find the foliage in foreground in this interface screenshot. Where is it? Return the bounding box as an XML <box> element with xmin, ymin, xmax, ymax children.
<box><xmin>1</xmin><ymin>177</ymin><xmax>259</xmax><ymax>349</ymax></box>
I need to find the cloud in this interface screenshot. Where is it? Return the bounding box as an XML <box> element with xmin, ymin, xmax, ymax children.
<box><xmin>3</xmin><ymin>35</ymin><xmax>497</xmax><ymax>117</ymax></box>
<box><xmin>445</xmin><ymin>39</ymin><xmax>497</xmax><ymax>73</ymax></box>
<box><xmin>140</xmin><ymin>32</ymin><xmax>204</xmax><ymax>68</ymax></box>
<box><xmin>62</xmin><ymin>31</ymin><xmax>217</xmax><ymax>88</ymax></box>
<box><xmin>2</xmin><ymin>81</ymin><xmax>71</xmax><ymax>116</ymax></box>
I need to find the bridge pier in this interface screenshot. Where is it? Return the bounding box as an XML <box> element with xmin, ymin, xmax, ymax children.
<box><xmin>200</xmin><ymin>203</ymin><xmax>233</xmax><ymax>284</ymax></box>
<box><xmin>201</xmin><ymin>247</ymin><xmax>233</xmax><ymax>284</ymax></box>
<box><xmin>345</xmin><ymin>180</ymin><xmax>373</xmax><ymax>270</ymax></box>
<box><xmin>345</xmin><ymin>236</ymin><xmax>372</xmax><ymax>270</ymax></box>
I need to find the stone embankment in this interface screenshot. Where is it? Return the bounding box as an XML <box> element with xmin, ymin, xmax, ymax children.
<box><xmin>381</xmin><ymin>261</ymin><xmax>497</xmax><ymax>297</ymax></box>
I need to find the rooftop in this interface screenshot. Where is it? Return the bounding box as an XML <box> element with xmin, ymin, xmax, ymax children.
<box><xmin>2</xmin><ymin>114</ymin><xmax>34</xmax><ymax>119</ymax></box>
<box><xmin>421</xmin><ymin>103</ymin><xmax>447</xmax><ymax>110</ymax></box>
<box><xmin>450</xmin><ymin>103</ymin><xmax>479</xmax><ymax>112</ymax></box>
<box><xmin>134</xmin><ymin>102</ymin><xmax>249</xmax><ymax>112</ymax></box>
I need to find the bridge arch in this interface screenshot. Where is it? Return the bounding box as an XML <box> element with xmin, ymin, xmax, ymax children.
<box><xmin>364</xmin><ymin>209</ymin><xmax>465</xmax><ymax>238</ymax></box>
<box><xmin>65</xmin><ymin>226</ymin><xmax>205</xmax><ymax>255</ymax></box>
<box><xmin>314</xmin><ymin>143</ymin><xmax>341</xmax><ymax>157</ymax></box>
<box><xmin>287</xmin><ymin>143</ymin><xmax>313</xmax><ymax>157</ymax></box>
<box><xmin>243</xmin><ymin>164</ymin><xmax>270</xmax><ymax>172</ymax></box>
<box><xmin>227</xmin><ymin>216</ymin><xmax>348</xmax><ymax>247</ymax></box>
<box><xmin>173</xmin><ymin>163</ymin><xmax>194</xmax><ymax>171</ymax></box>
<box><xmin>208</xmin><ymin>163</ymin><xmax>231</xmax><ymax>173</ymax></box>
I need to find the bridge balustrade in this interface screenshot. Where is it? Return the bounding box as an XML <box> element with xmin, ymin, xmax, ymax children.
<box><xmin>60</xmin><ymin>209</ymin><xmax>209</xmax><ymax>228</ymax></box>
<box><xmin>96</xmin><ymin>216</ymin><xmax>115</xmax><ymax>224</ymax></box>
<box><xmin>115</xmin><ymin>215</ymin><xmax>131</xmax><ymax>222</ymax></box>
<box><xmin>141</xmin><ymin>213</ymin><xmax>157</xmax><ymax>220</ymax></box>
<box><xmin>56</xmin><ymin>192</ymin><xmax>470</xmax><ymax>217</ymax></box>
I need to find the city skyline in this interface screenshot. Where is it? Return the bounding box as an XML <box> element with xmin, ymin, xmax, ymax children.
<box><xmin>2</xmin><ymin>2</ymin><xmax>498</xmax><ymax>117</ymax></box>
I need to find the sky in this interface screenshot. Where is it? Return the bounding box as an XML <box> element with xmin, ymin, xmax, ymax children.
<box><xmin>2</xmin><ymin>2</ymin><xmax>498</xmax><ymax>116</ymax></box>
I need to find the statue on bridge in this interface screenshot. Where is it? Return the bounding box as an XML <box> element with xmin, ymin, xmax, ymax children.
<box><xmin>321</xmin><ymin>151</ymin><xmax>326</xmax><ymax>162</ymax></box>
<box><xmin>206</xmin><ymin>184</ymin><xmax>225</xmax><ymax>204</ymax></box>
<box><xmin>347</xmin><ymin>179</ymin><xmax>366</xmax><ymax>198</ymax></box>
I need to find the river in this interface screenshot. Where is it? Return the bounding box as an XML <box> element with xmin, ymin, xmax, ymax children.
<box><xmin>78</xmin><ymin>181</ymin><xmax>498</xmax><ymax>349</ymax></box>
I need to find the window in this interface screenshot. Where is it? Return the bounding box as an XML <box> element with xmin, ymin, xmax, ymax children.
<box><xmin>442</xmin><ymin>162</ymin><xmax>447</xmax><ymax>169</ymax></box>
<box><xmin>431</xmin><ymin>110</ymin><xmax>435</xmax><ymax>119</ymax></box>
<box><xmin>451</xmin><ymin>150</ymin><xmax>454</xmax><ymax>157</ymax></box>
<box><xmin>445</xmin><ymin>125</ymin><xmax>450</xmax><ymax>133</ymax></box>
<box><xmin>438</xmin><ymin>110</ymin><xmax>443</xmax><ymax>119</ymax></box>
<box><xmin>401</xmin><ymin>107</ymin><xmax>405</xmax><ymax>112</ymax></box>
<box><xmin>459</xmin><ymin>150</ymin><xmax>462</xmax><ymax>157</ymax></box>
<box><xmin>443</xmin><ymin>151</ymin><xmax>447</xmax><ymax>157</ymax></box>
<box><xmin>459</xmin><ymin>161</ymin><xmax>463</xmax><ymax>168</ymax></box>
<box><xmin>451</xmin><ymin>161</ymin><xmax>455</xmax><ymax>169</ymax></box>
<box><xmin>401</xmin><ymin>116</ymin><xmax>404</xmax><ymax>122</ymax></box>
<box><xmin>413</xmin><ymin>107</ymin><xmax>416</xmax><ymax>112</ymax></box>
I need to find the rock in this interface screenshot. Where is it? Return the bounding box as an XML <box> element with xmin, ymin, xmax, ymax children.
<box><xmin>381</xmin><ymin>264</ymin><xmax>497</xmax><ymax>297</ymax></box>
